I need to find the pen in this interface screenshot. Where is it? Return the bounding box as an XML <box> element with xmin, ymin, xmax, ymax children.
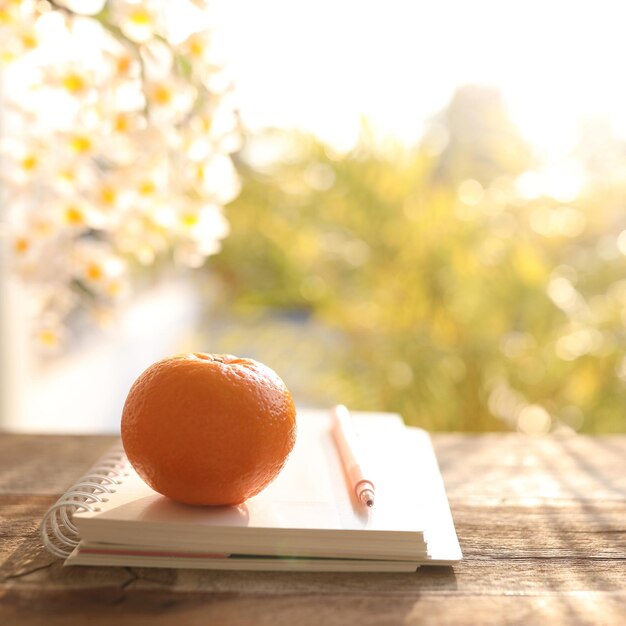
<box><xmin>330</xmin><ymin>404</ymin><xmax>376</xmax><ymax>508</ymax></box>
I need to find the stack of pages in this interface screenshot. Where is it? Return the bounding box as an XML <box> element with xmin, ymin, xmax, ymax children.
<box><xmin>49</xmin><ymin>410</ymin><xmax>462</xmax><ymax>572</ymax></box>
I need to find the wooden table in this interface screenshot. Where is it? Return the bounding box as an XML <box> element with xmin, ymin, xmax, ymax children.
<box><xmin>1</xmin><ymin>433</ymin><xmax>624</xmax><ymax>625</ymax></box>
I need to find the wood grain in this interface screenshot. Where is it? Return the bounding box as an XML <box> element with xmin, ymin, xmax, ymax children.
<box><xmin>0</xmin><ymin>432</ymin><xmax>624</xmax><ymax>625</ymax></box>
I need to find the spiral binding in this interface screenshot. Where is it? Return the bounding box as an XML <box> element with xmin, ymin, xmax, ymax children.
<box><xmin>40</xmin><ymin>446</ymin><xmax>130</xmax><ymax>558</ymax></box>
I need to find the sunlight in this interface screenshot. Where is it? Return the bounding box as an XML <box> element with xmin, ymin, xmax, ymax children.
<box><xmin>4</xmin><ymin>0</ymin><xmax>626</xmax><ymax>436</ymax></box>
<box><xmin>212</xmin><ymin>0</ymin><xmax>626</xmax><ymax>156</ymax></box>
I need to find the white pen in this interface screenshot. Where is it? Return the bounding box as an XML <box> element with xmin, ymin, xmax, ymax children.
<box><xmin>330</xmin><ymin>405</ymin><xmax>376</xmax><ymax>508</ymax></box>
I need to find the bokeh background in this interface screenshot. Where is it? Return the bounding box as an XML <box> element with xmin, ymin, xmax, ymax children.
<box><xmin>2</xmin><ymin>0</ymin><xmax>626</xmax><ymax>434</ymax></box>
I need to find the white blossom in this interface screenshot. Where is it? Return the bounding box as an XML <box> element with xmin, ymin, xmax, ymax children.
<box><xmin>1</xmin><ymin>0</ymin><xmax>240</xmax><ymax>347</ymax></box>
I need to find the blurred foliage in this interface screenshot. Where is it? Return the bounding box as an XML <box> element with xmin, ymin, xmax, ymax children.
<box><xmin>210</xmin><ymin>86</ymin><xmax>626</xmax><ymax>433</ymax></box>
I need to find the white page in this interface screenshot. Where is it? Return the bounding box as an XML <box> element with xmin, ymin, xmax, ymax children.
<box><xmin>76</xmin><ymin>410</ymin><xmax>424</xmax><ymax>536</ymax></box>
<box><xmin>66</xmin><ymin>547</ymin><xmax>420</xmax><ymax>572</ymax></box>
<box><xmin>71</xmin><ymin>410</ymin><xmax>465</xmax><ymax>561</ymax></box>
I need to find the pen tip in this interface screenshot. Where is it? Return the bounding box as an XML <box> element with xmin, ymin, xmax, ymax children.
<box><xmin>359</xmin><ymin>488</ymin><xmax>375</xmax><ymax>508</ymax></box>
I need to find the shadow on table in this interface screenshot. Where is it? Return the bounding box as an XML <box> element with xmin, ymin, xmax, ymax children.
<box><xmin>533</xmin><ymin>444</ymin><xmax>625</xmax><ymax>625</ymax></box>
<box><xmin>413</xmin><ymin>564</ymin><xmax>458</xmax><ymax>589</ymax></box>
<box><xmin>1</xmin><ymin>554</ymin><xmax>460</xmax><ymax>623</ymax></box>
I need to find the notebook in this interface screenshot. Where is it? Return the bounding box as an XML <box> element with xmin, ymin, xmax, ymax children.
<box><xmin>41</xmin><ymin>410</ymin><xmax>462</xmax><ymax>572</ymax></box>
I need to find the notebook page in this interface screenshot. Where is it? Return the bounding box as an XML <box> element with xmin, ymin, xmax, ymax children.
<box><xmin>75</xmin><ymin>409</ymin><xmax>428</xmax><ymax>536</ymax></box>
<box><xmin>69</xmin><ymin>425</ymin><xmax>463</xmax><ymax>566</ymax></box>
<box><xmin>66</xmin><ymin>547</ymin><xmax>420</xmax><ymax>572</ymax></box>
<box><xmin>407</xmin><ymin>428</ymin><xmax>463</xmax><ymax>563</ymax></box>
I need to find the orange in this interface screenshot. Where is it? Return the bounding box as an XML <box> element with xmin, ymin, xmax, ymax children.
<box><xmin>121</xmin><ymin>353</ymin><xmax>297</xmax><ymax>505</ymax></box>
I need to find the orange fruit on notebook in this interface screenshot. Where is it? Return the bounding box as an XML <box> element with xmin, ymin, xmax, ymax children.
<box><xmin>121</xmin><ymin>353</ymin><xmax>297</xmax><ymax>506</ymax></box>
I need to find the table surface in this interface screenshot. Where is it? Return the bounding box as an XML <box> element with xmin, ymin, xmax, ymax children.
<box><xmin>0</xmin><ymin>432</ymin><xmax>624</xmax><ymax>626</ymax></box>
